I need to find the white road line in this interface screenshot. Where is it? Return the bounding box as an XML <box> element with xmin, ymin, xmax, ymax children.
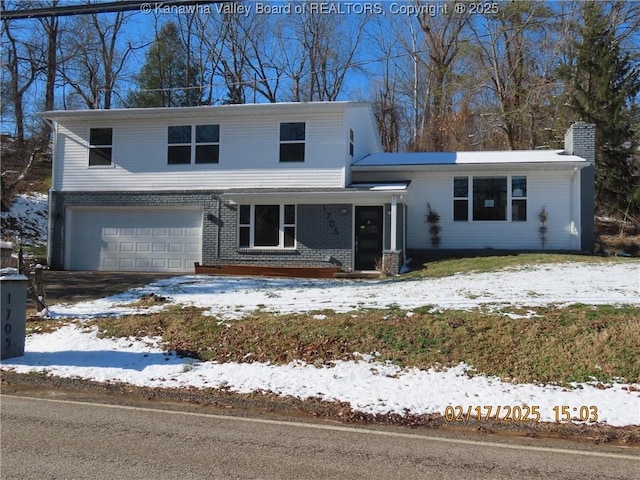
<box><xmin>4</xmin><ymin>394</ymin><xmax>639</xmax><ymax>461</ymax></box>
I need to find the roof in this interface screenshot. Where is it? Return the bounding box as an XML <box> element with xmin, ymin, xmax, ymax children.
<box><xmin>221</xmin><ymin>183</ymin><xmax>410</xmax><ymax>204</ymax></box>
<box><xmin>39</xmin><ymin>101</ymin><xmax>372</xmax><ymax>122</ymax></box>
<box><xmin>222</xmin><ymin>183</ymin><xmax>410</xmax><ymax>196</ymax></box>
<box><xmin>353</xmin><ymin>150</ymin><xmax>589</xmax><ymax>168</ymax></box>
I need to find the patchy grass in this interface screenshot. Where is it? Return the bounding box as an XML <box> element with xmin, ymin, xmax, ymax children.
<box><xmin>91</xmin><ymin>304</ymin><xmax>640</xmax><ymax>386</ymax></box>
<box><xmin>410</xmin><ymin>253</ymin><xmax>637</xmax><ymax>278</ymax></box>
<box><xmin>26</xmin><ymin>319</ymin><xmax>70</xmax><ymax>335</ymax></box>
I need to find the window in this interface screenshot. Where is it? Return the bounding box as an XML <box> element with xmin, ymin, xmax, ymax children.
<box><xmin>453</xmin><ymin>177</ymin><xmax>468</xmax><ymax>221</ymax></box>
<box><xmin>279</xmin><ymin>122</ymin><xmax>305</xmax><ymax>162</ymax></box>
<box><xmin>168</xmin><ymin>124</ymin><xmax>219</xmax><ymax>165</ymax></box>
<box><xmin>473</xmin><ymin>177</ymin><xmax>507</xmax><ymax>221</ymax></box>
<box><xmin>349</xmin><ymin>129</ymin><xmax>354</xmax><ymax>157</ymax></box>
<box><xmin>239</xmin><ymin>204</ymin><xmax>296</xmax><ymax>248</ymax></box>
<box><xmin>168</xmin><ymin>126</ymin><xmax>191</xmax><ymax>164</ymax></box>
<box><xmin>453</xmin><ymin>176</ymin><xmax>528</xmax><ymax>222</ymax></box>
<box><xmin>511</xmin><ymin>176</ymin><xmax>527</xmax><ymax>221</ymax></box>
<box><xmin>195</xmin><ymin>124</ymin><xmax>220</xmax><ymax>164</ymax></box>
<box><xmin>88</xmin><ymin>128</ymin><xmax>113</xmax><ymax>166</ymax></box>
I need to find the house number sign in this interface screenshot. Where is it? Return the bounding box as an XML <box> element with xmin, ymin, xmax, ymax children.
<box><xmin>5</xmin><ymin>294</ymin><xmax>12</xmax><ymax>350</ymax></box>
<box><xmin>322</xmin><ymin>205</ymin><xmax>340</xmax><ymax>235</ymax></box>
<box><xmin>1</xmin><ymin>277</ymin><xmax>27</xmax><ymax>360</ymax></box>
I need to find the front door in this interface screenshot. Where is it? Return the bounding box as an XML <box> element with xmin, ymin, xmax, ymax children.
<box><xmin>355</xmin><ymin>206</ymin><xmax>383</xmax><ymax>270</ymax></box>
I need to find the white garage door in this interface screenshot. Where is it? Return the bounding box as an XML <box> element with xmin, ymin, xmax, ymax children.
<box><xmin>66</xmin><ymin>207</ymin><xmax>202</xmax><ymax>272</ymax></box>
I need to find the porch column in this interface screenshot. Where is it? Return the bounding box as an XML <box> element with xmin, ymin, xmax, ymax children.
<box><xmin>390</xmin><ymin>195</ymin><xmax>397</xmax><ymax>250</ymax></box>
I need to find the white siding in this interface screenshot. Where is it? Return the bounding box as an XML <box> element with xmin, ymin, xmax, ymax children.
<box><xmin>344</xmin><ymin>106</ymin><xmax>383</xmax><ymax>187</ymax></box>
<box><xmin>354</xmin><ymin>169</ymin><xmax>582</xmax><ymax>250</ymax></box>
<box><xmin>54</xmin><ymin>111</ymin><xmax>353</xmax><ymax>191</ymax></box>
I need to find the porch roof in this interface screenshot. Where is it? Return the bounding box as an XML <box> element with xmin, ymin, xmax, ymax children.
<box><xmin>221</xmin><ymin>182</ymin><xmax>409</xmax><ymax>204</ymax></box>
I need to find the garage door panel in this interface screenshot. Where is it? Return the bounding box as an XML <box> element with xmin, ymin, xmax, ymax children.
<box><xmin>67</xmin><ymin>208</ymin><xmax>202</xmax><ymax>272</ymax></box>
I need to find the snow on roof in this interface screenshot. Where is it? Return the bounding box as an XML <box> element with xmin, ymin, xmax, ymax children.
<box><xmin>353</xmin><ymin>150</ymin><xmax>589</xmax><ymax>167</ymax></box>
<box><xmin>40</xmin><ymin>101</ymin><xmax>372</xmax><ymax>122</ymax></box>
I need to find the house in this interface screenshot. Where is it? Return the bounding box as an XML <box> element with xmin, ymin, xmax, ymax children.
<box><xmin>41</xmin><ymin>102</ymin><xmax>594</xmax><ymax>275</ymax></box>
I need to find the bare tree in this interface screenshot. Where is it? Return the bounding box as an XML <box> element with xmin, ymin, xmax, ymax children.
<box><xmin>412</xmin><ymin>1</ymin><xmax>469</xmax><ymax>151</ymax></box>
<box><xmin>282</xmin><ymin>1</ymin><xmax>368</xmax><ymax>101</ymax></box>
<box><xmin>469</xmin><ymin>1</ymin><xmax>558</xmax><ymax>150</ymax></box>
<box><xmin>59</xmin><ymin>10</ymin><xmax>137</xmax><ymax>109</ymax></box>
<box><xmin>1</xmin><ymin>11</ymin><xmax>41</xmax><ymax>143</ymax></box>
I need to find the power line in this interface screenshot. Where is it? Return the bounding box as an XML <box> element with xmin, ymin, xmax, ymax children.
<box><xmin>0</xmin><ymin>0</ymin><xmax>224</xmax><ymax>20</ymax></box>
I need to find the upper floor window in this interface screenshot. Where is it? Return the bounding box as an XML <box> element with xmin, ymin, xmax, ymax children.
<box><xmin>88</xmin><ymin>128</ymin><xmax>113</xmax><ymax>166</ymax></box>
<box><xmin>279</xmin><ymin>122</ymin><xmax>305</xmax><ymax>162</ymax></box>
<box><xmin>168</xmin><ymin>124</ymin><xmax>219</xmax><ymax>165</ymax></box>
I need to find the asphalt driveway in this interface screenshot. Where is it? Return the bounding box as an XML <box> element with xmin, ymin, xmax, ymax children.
<box><xmin>32</xmin><ymin>270</ymin><xmax>177</xmax><ymax>307</ymax></box>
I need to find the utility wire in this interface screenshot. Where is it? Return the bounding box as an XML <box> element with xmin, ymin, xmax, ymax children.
<box><xmin>0</xmin><ymin>0</ymin><xmax>224</xmax><ymax>20</ymax></box>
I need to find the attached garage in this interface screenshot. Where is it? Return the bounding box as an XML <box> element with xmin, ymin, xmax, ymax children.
<box><xmin>65</xmin><ymin>207</ymin><xmax>202</xmax><ymax>272</ymax></box>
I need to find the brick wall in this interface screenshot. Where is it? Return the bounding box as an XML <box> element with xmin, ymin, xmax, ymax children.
<box><xmin>50</xmin><ymin>191</ymin><xmax>354</xmax><ymax>270</ymax></box>
<box><xmin>219</xmin><ymin>203</ymin><xmax>353</xmax><ymax>268</ymax></box>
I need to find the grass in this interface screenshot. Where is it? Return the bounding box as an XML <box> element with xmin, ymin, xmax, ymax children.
<box><xmin>91</xmin><ymin>303</ymin><xmax>640</xmax><ymax>386</ymax></box>
<box><xmin>409</xmin><ymin>253</ymin><xmax>637</xmax><ymax>278</ymax></box>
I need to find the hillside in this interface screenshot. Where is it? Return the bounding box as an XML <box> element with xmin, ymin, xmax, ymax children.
<box><xmin>1</xmin><ymin>137</ymin><xmax>51</xmax><ymax>246</ymax></box>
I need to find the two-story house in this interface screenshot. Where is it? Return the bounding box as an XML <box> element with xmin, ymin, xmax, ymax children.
<box><xmin>41</xmin><ymin>101</ymin><xmax>594</xmax><ymax>275</ymax></box>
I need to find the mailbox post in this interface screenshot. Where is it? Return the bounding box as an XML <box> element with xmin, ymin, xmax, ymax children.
<box><xmin>1</xmin><ymin>270</ymin><xmax>28</xmax><ymax>360</ymax></box>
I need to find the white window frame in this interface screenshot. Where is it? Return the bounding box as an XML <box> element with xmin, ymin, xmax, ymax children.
<box><xmin>167</xmin><ymin>124</ymin><xmax>220</xmax><ymax>165</ymax></box>
<box><xmin>87</xmin><ymin>127</ymin><xmax>114</xmax><ymax>168</ymax></box>
<box><xmin>279</xmin><ymin>122</ymin><xmax>306</xmax><ymax>163</ymax></box>
<box><xmin>452</xmin><ymin>175</ymin><xmax>528</xmax><ymax>222</ymax></box>
<box><xmin>238</xmin><ymin>204</ymin><xmax>297</xmax><ymax>249</ymax></box>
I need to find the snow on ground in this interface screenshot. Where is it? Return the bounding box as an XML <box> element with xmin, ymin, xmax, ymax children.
<box><xmin>2</xmin><ymin>262</ymin><xmax>639</xmax><ymax>426</ymax></box>
<box><xmin>3</xmin><ymin>324</ymin><xmax>639</xmax><ymax>426</ymax></box>
<box><xmin>49</xmin><ymin>262</ymin><xmax>639</xmax><ymax>320</ymax></box>
<box><xmin>0</xmin><ymin>192</ymin><xmax>48</xmax><ymax>245</ymax></box>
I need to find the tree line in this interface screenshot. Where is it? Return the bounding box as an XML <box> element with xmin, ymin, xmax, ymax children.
<box><xmin>1</xmin><ymin>0</ymin><xmax>639</xmax><ymax>215</ymax></box>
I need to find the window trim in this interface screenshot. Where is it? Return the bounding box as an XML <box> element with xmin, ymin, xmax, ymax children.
<box><xmin>511</xmin><ymin>176</ymin><xmax>528</xmax><ymax>222</ymax></box>
<box><xmin>167</xmin><ymin>124</ymin><xmax>220</xmax><ymax>165</ymax></box>
<box><xmin>453</xmin><ymin>175</ymin><xmax>527</xmax><ymax>223</ymax></box>
<box><xmin>87</xmin><ymin>127</ymin><xmax>114</xmax><ymax>168</ymax></box>
<box><xmin>238</xmin><ymin>204</ymin><xmax>297</xmax><ymax>249</ymax></box>
<box><xmin>453</xmin><ymin>176</ymin><xmax>469</xmax><ymax>221</ymax></box>
<box><xmin>279</xmin><ymin>122</ymin><xmax>306</xmax><ymax>163</ymax></box>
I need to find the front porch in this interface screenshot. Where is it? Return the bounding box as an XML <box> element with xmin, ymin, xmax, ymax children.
<box><xmin>204</xmin><ymin>184</ymin><xmax>409</xmax><ymax>276</ymax></box>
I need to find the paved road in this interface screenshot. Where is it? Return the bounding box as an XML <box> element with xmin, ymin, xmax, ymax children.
<box><xmin>1</xmin><ymin>395</ymin><xmax>638</xmax><ymax>480</ymax></box>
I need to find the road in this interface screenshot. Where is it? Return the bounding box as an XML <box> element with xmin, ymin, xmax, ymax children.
<box><xmin>1</xmin><ymin>395</ymin><xmax>638</xmax><ymax>480</ymax></box>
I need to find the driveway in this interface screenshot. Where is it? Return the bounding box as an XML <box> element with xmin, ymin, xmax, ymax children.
<box><xmin>33</xmin><ymin>270</ymin><xmax>176</xmax><ymax>307</ymax></box>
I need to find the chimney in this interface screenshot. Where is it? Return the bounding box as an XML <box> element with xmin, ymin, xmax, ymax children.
<box><xmin>564</xmin><ymin>121</ymin><xmax>596</xmax><ymax>163</ymax></box>
<box><xmin>564</xmin><ymin>122</ymin><xmax>596</xmax><ymax>252</ymax></box>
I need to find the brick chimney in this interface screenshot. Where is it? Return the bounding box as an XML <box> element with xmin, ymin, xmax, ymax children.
<box><xmin>564</xmin><ymin>121</ymin><xmax>596</xmax><ymax>163</ymax></box>
<box><xmin>564</xmin><ymin>122</ymin><xmax>596</xmax><ymax>252</ymax></box>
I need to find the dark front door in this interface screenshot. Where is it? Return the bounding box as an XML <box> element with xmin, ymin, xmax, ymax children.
<box><xmin>355</xmin><ymin>206</ymin><xmax>383</xmax><ymax>270</ymax></box>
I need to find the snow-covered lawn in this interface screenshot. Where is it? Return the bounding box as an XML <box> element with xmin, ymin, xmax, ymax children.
<box><xmin>2</xmin><ymin>262</ymin><xmax>639</xmax><ymax>426</ymax></box>
<box><xmin>49</xmin><ymin>262</ymin><xmax>639</xmax><ymax>319</ymax></box>
<box><xmin>0</xmin><ymin>192</ymin><xmax>48</xmax><ymax>245</ymax></box>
